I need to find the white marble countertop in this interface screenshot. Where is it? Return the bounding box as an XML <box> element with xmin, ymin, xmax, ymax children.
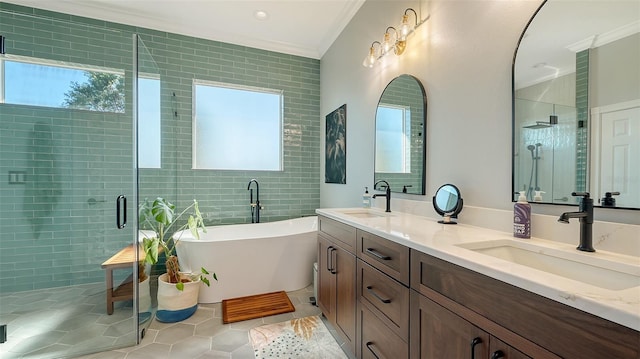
<box><xmin>316</xmin><ymin>207</ymin><xmax>640</xmax><ymax>331</ymax></box>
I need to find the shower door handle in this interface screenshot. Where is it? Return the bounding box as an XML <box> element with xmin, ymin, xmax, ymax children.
<box><xmin>116</xmin><ymin>195</ymin><xmax>127</xmax><ymax>229</ymax></box>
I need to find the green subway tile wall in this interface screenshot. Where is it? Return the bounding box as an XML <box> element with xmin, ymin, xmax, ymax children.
<box><xmin>0</xmin><ymin>4</ymin><xmax>320</xmax><ymax>292</ymax></box>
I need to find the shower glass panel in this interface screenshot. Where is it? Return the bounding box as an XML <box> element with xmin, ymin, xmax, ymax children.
<box><xmin>513</xmin><ymin>99</ymin><xmax>577</xmax><ymax>204</ymax></box>
<box><xmin>0</xmin><ymin>9</ymin><xmax>138</xmax><ymax>358</ymax></box>
<box><xmin>135</xmin><ymin>34</ymin><xmax>161</xmax><ymax>326</ymax></box>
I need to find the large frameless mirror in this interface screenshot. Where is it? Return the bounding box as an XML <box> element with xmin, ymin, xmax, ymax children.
<box><xmin>374</xmin><ymin>74</ymin><xmax>427</xmax><ymax>195</ymax></box>
<box><xmin>512</xmin><ymin>0</ymin><xmax>640</xmax><ymax>209</ymax></box>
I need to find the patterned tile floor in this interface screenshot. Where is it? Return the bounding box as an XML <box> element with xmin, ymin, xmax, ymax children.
<box><xmin>0</xmin><ymin>282</ymin><xmax>138</xmax><ymax>359</ymax></box>
<box><xmin>1</xmin><ymin>284</ymin><xmax>348</xmax><ymax>359</ymax></box>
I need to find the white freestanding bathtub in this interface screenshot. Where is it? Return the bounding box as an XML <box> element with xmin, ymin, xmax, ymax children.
<box><xmin>174</xmin><ymin>216</ymin><xmax>318</xmax><ymax>303</ymax></box>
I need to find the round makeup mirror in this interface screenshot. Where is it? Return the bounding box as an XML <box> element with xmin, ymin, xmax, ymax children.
<box><xmin>433</xmin><ymin>184</ymin><xmax>463</xmax><ymax>224</ymax></box>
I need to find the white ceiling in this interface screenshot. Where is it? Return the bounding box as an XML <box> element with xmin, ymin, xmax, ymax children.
<box><xmin>515</xmin><ymin>1</ymin><xmax>640</xmax><ymax>89</ymax></box>
<box><xmin>3</xmin><ymin>0</ymin><xmax>365</xmax><ymax>59</ymax></box>
<box><xmin>5</xmin><ymin>0</ymin><xmax>638</xmax><ymax>77</ymax></box>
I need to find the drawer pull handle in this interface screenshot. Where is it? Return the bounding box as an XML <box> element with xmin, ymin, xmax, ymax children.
<box><xmin>365</xmin><ymin>341</ymin><xmax>381</xmax><ymax>359</ymax></box>
<box><xmin>470</xmin><ymin>337</ymin><xmax>482</xmax><ymax>359</ymax></box>
<box><xmin>491</xmin><ymin>350</ymin><xmax>505</xmax><ymax>359</ymax></box>
<box><xmin>366</xmin><ymin>247</ymin><xmax>391</xmax><ymax>260</ymax></box>
<box><xmin>366</xmin><ymin>286</ymin><xmax>391</xmax><ymax>304</ymax></box>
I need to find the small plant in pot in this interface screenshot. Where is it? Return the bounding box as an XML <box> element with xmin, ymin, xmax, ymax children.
<box><xmin>139</xmin><ymin>197</ymin><xmax>217</xmax><ymax>322</ymax></box>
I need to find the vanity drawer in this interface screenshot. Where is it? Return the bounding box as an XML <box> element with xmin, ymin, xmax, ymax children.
<box><xmin>319</xmin><ymin>216</ymin><xmax>356</xmax><ymax>253</ymax></box>
<box><xmin>358</xmin><ymin>259</ymin><xmax>409</xmax><ymax>340</ymax></box>
<box><xmin>358</xmin><ymin>229</ymin><xmax>410</xmax><ymax>285</ymax></box>
<box><xmin>360</xmin><ymin>304</ymin><xmax>408</xmax><ymax>359</ymax></box>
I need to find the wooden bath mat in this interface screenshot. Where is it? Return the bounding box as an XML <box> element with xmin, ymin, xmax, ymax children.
<box><xmin>222</xmin><ymin>290</ymin><xmax>295</xmax><ymax>324</ymax></box>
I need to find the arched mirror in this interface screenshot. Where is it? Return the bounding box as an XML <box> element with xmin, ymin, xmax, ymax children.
<box><xmin>433</xmin><ymin>184</ymin><xmax>463</xmax><ymax>224</ymax></box>
<box><xmin>512</xmin><ymin>0</ymin><xmax>640</xmax><ymax>209</ymax></box>
<box><xmin>374</xmin><ymin>74</ymin><xmax>427</xmax><ymax>195</ymax></box>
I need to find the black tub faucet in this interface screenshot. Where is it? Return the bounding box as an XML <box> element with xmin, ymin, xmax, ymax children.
<box><xmin>557</xmin><ymin>192</ymin><xmax>594</xmax><ymax>252</ymax></box>
<box><xmin>373</xmin><ymin>180</ymin><xmax>391</xmax><ymax>212</ymax></box>
<box><xmin>247</xmin><ymin>179</ymin><xmax>261</xmax><ymax>223</ymax></box>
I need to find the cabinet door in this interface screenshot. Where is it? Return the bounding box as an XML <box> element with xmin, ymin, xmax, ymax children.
<box><xmin>318</xmin><ymin>235</ymin><xmax>336</xmax><ymax>320</ymax></box>
<box><xmin>410</xmin><ymin>290</ymin><xmax>489</xmax><ymax>359</ymax></box>
<box><xmin>360</xmin><ymin>304</ymin><xmax>408</xmax><ymax>359</ymax></box>
<box><xmin>490</xmin><ymin>337</ymin><xmax>532</xmax><ymax>359</ymax></box>
<box><xmin>335</xmin><ymin>244</ymin><xmax>356</xmax><ymax>354</ymax></box>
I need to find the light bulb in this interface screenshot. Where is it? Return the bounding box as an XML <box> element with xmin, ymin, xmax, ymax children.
<box><xmin>362</xmin><ymin>42</ymin><xmax>380</xmax><ymax>68</ymax></box>
<box><xmin>383</xmin><ymin>32</ymin><xmax>394</xmax><ymax>54</ymax></box>
<box><xmin>399</xmin><ymin>14</ymin><xmax>411</xmax><ymax>39</ymax></box>
<box><xmin>362</xmin><ymin>49</ymin><xmax>376</xmax><ymax>68</ymax></box>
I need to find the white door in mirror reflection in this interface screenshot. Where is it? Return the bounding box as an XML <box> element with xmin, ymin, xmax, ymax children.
<box><xmin>593</xmin><ymin>103</ymin><xmax>640</xmax><ymax>208</ymax></box>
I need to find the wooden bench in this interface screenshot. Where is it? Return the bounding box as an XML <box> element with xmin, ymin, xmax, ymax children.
<box><xmin>101</xmin><ymin>241</ymin><xmax>164</xmax><ymax>315</ymax></box>
<box><xmin>101</xmin><ymin>245</ymin><xmax>143</xmax><ymax>315</ymax></box>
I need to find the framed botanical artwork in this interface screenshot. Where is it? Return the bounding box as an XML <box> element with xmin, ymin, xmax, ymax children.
<box><xmin>325</xmin><ymin>104</ymin><xmax>347</xmax><ymax>184</ymax></box>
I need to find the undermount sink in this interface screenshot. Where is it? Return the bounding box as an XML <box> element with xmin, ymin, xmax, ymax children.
<box><xmin>456</xmin><ymin>239</ymin><xmax>640</xmax><ymax>291</ymax></box>
<box><xmin>337</xmin><ymin>209</ymin><xmax>390</xmax><ymax>219</ymax></box>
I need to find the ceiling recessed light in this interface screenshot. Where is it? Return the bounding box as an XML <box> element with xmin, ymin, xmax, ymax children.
<box><xmin>254</xmin><ymin>10</ymin><xmax>269</xmax><ymax>20</ymax></box>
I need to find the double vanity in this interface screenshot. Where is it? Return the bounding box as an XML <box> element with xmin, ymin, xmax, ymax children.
<box><xmin>316</xmin><ymin>208</ymin><xmax>639</xmax><ymax>359</ymax></box>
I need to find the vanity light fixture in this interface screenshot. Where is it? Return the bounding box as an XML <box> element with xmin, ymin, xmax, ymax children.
<box><xmin>362</xmin><ymin>8</ymin><xmax>428</xmax><ymax>68</ymax></box>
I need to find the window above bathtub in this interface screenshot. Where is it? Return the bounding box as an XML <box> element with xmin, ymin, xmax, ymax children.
<box><xmin>192</xmin><ymin>79</ymin><xmax>283</xmax><ymax>171</ymax></box>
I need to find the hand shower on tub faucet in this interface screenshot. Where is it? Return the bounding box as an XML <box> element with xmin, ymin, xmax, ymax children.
<box><xmin>247</xmin><ymin>179</ymin><xmax>261</xmax><ymax>223</ymax></box>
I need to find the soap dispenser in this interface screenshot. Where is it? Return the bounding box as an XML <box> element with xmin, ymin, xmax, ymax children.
<box><xmin>514</xmin><ymin>191</ymin><xmax>531</xmax><ymax>239</ymax></box>
<box><xmin>533</xmin><ymin>191</ymin><xmax>545</xmax><ymax>202</ymax></box>
<box><xmin>362</xmin><ymin>187</ymin><xmax>371</xmax><ymax>208</ymax></box>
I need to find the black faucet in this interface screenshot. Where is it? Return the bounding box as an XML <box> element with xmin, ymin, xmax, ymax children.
<box><xmin>247</xmin><ymin>179</ymin><xmax>260</xmax><ymax>223</ymax></box>
<box><xmin>373</xmin><ymin>180</ymin><xmax>391</xmax><ymax>212</ymax></box>
<box><xmin>557</xmin><ymin>192</ymin><xmax>594</xmax><ymax>252</ymax></box>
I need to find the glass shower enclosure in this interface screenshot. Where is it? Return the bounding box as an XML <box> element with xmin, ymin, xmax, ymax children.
<box><xmin>513</xmin><ymin>98</ymin><xmax>578</xmax><ymax>204</ymax></box>
<box><xmin>0</xmin><ymin>8</ymin><xmax>153</xmax><ymax>358</ymax></box>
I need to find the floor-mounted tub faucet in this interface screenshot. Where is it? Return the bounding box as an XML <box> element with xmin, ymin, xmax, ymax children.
<box><xmin>247</xmin><ymin>179</ymin><xmax>261</xmax><ymax>223</ymax></box>
<box><xmin>373</xmin><ymin>180</ymin><xmax>391</xmax><ymax>212</ymax></box>
<box><xmin>557</xmin><ymin>192</ymin><xmax>594</xmax><ymax>252</ymax></box>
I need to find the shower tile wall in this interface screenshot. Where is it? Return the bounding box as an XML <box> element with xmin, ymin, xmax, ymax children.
<box><xmin>0</xmin><ymin>6</ymin><xmax>136</xmax><ymax>293</ymax></box>
<box><xmin>0</xmin><ymin>3</ymin><xmax>320</xmax><ymax>293</ymax></box>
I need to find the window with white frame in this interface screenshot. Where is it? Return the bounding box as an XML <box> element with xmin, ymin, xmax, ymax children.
<box><xmin>193</xmin><ymin>80</ymin><xmax>283</xmax><ymax>171</ymax></box>
<box><xmin>0</xmin><ymin>54</ymin><xmax>125</xmax><ymax>113</ymax></box>
<box><xmin>137</xmin><ymin>75</ymin><xmax>161</xmax><ymax>168</ymax></box>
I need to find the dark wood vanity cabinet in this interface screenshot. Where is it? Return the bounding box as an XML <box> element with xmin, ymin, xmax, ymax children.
<box><xmin>318</xmin><ymin>217</ymin><xmax>639</xmax><ymax>359</ymax></box>
<box><xmin>411</xmin><ymin>249</ymin><xmax>640</xmax><ymax>359</ymax></box>
<box><xmin>317</xmin><ymin>216</ymin><xmax>357</xmax><ymax>354</ymax></box>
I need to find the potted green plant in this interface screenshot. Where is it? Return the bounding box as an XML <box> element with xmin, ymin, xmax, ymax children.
<box><xmin>138</xmin><ymin>197</ymin><xmax>217</xmax><ymax>322</ymax></box>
